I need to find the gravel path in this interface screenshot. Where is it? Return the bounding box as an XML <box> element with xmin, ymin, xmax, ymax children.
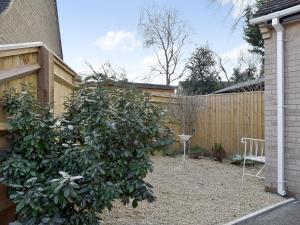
<box><xmin>101</xmin><ymin>156</ymin><xmax>284</xmax><ymax>225</ymax></box>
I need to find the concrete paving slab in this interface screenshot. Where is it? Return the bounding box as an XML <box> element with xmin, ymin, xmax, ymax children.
<box><xmin>237</xmin><ymin>201</ymin><xmax>300</xmax><ymax>225</ymax></box>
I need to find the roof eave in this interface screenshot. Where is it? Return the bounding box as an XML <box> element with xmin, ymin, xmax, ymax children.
<box><xmin>212</xmin><ymin>78</ymin><xmax>265</xmax><ymax>94</ymax></box>
<box><xmin>250</xmin><ymin>4</ymin><xmax>300</xmax><ymax>25</ymax></box>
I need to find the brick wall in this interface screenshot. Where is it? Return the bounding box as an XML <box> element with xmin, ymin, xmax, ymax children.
<box><xmin>264</xmin><ymin>22</ymin><xmax>300</xmax><ymax>199</ymax></box>
<box><xmin>264</xmin><ymin>27</ymin><xmax>277</xmax><ymax>192</ymax></box>
<box><xmin>0</xmin><ymin>0</ymin><xmax>62</xmax><ymax>58</ymax></box>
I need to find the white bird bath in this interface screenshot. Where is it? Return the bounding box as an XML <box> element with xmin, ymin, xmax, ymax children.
<box><xmin>178</xmin><ymin>134</ymin><xmax>192</xmax><ymax>169</ymax></box>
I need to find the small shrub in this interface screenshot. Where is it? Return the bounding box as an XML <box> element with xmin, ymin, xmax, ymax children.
<box><xmin>157</xmin><ymin>146</ymin><xmax>177</xmax><ymax>157</ymax></box>
<box><xmin>212</xmin><ymin>143</ymin><xmax>226</xmax><ymax>162</ymax></box>
<box><xmin>230</xmin><ymin>154</ymin><xmax>256</xmax><ymax>166</ymax></box>
<box><xmin>0</xmin><ymin>77</ymin><xmax>173</xmax><ymax>224</ymax></box>
<box><xmin>231</xmin><ymin>154</ymin><xmax>243</xmax><ymax>165</ymax></box>
<box><xmin>190</xmin><ymin>146</ymin><xmax>209</xmax><ymax>155</ymax></box>
<box><xmin>189</xmin><ymin>146</ymin><xmax>210</xmax><ymax>159</ymax></box>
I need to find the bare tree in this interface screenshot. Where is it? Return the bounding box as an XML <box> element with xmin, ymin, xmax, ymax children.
<box><xmin>214</xmin><ymin>53</ymin><xmax>230</xmax><ymax>83</ymax></box>
<box><xmin>167</xmin><ymin>95</ymin><xmax>205</xmax><ymax>135</ymax></box>
<box><xmin>139</xmin><ymin>6</ymin><xmax>189</xmax><ymax>85</ymax></box>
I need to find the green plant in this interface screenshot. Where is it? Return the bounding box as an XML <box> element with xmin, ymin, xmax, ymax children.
<box><xmin>230</xmin><ymin>154</ymin><xmax>256</xmax><ymax>166</ymax></box>
<box><xmin>157</xmin><ymin>146</ymin><xmax>177</xmax><ymax>157</ymax></box>
<box><xmin>231</xmin><ymin>154</ymin><xmax>243</xmax><ymax>165</ymax></box>
<box><xmin>190</xmin><ymin>146</ymin><xmax>209</xmax><ymax>157</ymax></box>
<box><xmin>0</xmin><ymin>80</ymin><xmax>173</xmax><ymax>224</ymax></box>
<box><xmin>212</xmin><ymin>143</ymin><xmax>226</xmax><ymax>162</ymax></box>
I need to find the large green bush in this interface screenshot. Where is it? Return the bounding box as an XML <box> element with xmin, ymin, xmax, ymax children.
<box><xmin>0</xmin><ymin>77</ymin><xmax>172</xmax><ymax>224</ymax></box>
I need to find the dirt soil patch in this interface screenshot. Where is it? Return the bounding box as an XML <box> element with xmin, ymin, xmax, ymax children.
<box><xmin>102</xmin><ymin>156</ymin><xmax>284</xmax><ymax>225</ymax></box>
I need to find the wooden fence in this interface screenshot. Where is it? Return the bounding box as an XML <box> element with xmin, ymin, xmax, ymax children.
<box><xmin>0</xmin><ymin>43</ymin><xmax>79</xmax><ymax>224</ymax></box>
<box><xmin>192</xmin><ymin>92</ymin><xmax>264</xmax><ymax>155</ymax></box>
<box><xmin>163</xmin><ymin>92</ymin><xmax>264</xmax><ymax>155</ymax></box>
<box><xmin>0</xmin><ymin>43</ymin><xmax>80</xmax><ymax>151</ymax></box>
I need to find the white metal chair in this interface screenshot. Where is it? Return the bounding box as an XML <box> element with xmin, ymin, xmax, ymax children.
<box><xmin>241</xmin><ymin>138</ymin><xmax>266</xmax><ymax>188</ymax></box>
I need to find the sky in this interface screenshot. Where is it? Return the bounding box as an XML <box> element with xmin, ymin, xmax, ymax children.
<box><xmin>57</xmin><ymin>0</ymin><xmax>254</xmax><ymax>85</ymax></box>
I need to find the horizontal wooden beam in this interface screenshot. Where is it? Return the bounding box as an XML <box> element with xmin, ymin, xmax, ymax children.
<box><xmin>0</xmin><ymin>42</ymin><xmax>43</xmax><ymax>51</ymax></box>
<box><xmin>0</xmin><ymin>64</ymin><xmax>40</xmax><ymax>84</ymax></box>
<box><xmin>53</xmin><ymin>57</ymin><xmax>77</xmax><ymax>77</ymax></box>
<box><xmin>0</xmin><ymin>47</ymin><xmax>39</xmax><ymax>58</ymax></box>
<box><xmin>54</xmin><ymin>74</ymin><xmax>74</xmax><ymax>90</ymax></box>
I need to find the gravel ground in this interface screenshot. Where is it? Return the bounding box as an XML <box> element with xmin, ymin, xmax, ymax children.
<box><xmin>101</xmin><ymin>156</ymin><xmax>284</xmax><ymax>225</ymax></box>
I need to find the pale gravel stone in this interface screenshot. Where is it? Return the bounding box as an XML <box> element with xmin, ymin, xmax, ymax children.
<box><xmin>101</xmin><ymin>156</ymin><xmax>284</xmax><ymax>225</ymax></box>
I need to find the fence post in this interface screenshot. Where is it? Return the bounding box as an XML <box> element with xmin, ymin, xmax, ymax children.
<box><xmin>37</xmin><ymin>46</ymin><xmax>54</xmax><ymax>106</ymax></box>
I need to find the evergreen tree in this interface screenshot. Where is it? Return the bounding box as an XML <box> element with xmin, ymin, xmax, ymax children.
<box><xmin>243</xmin><ymin>5</ymin><xmax>264</xmax><ymax>56</ymax></box>
<box><xmin>243</xmin><ymin>0</ymin><xmax>266</xmax><ymax>75</ymax></box>
<box><xmin>180</xmin><ymin>45</ymin><xmax>222</xmax><ymax>95</ymax></box>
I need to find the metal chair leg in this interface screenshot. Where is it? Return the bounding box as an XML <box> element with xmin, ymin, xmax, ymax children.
<box><xmin>242</xmin><ymin>157</ymin><xmax>247</xmax><ymax>189</ymax></box>
<box><xmin>256</xmin><ymin>164</ymin><xmax>266</xmax><ymax>178</ymax></box>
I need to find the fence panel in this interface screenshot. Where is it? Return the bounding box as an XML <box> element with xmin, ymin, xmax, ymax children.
<box><xmin>53</xmin><ymin>56</ymin><xmax>78</xmax><ymax>115</ymax></box>
<box><xmin>186</xmin><ymin>92</ymin><xmax>264</xmax><ymax>155</ymax></box>
<box><xmin>148</xmin><ymin>92</ymin><xmax>264</xmax><ymax>155</ymax></box>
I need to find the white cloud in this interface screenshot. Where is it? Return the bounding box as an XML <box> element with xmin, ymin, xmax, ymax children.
<box><xmin>218</xmin><ymin>0</ymin><xmax>256</xmax><ymax>18</ymax></box>
<box><xmin>94</xmin><ymin>31</ymin><xmax>142</xmax><ymax>51</ymax></box>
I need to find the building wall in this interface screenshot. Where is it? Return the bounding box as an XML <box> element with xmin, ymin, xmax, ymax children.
<box><xmin>0</xmin><ymin>0</ymin><xmax>62</xmax><ymax>58</ymax></box>
<box><xmin>264</xmin><ymin>22</ymin><xmax>300</xmax><ymax>199</ymax></box>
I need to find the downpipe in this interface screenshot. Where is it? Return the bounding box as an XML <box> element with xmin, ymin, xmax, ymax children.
<box><xmin>272</xmin><ymin>18</ymin><xmax>287</xmax><ymax>196</ymax></box>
